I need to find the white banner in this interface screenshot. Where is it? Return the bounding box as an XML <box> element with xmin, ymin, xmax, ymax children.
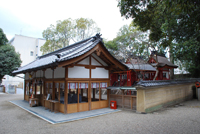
<box><xmin>79</xmin><ymin>83</ymin><xmax>88</xmax><ymax>88</ymax></box>
<box><xmin>91</xmin><ymin>82</ymin><xmax>99</xmax><ymax>88</ymax></box>
<box><xmin>68</xmin><ymin>83</ymin><xmax>78</xmax><ymax>89</ymax></box>
<box><xmin>100</xmin><ymin>82</ymin><xmax>107</xmax><ymax>88</ymax></box>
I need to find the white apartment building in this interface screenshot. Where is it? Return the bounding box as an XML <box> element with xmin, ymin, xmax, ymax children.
<box><xmin>2</xmin><ymin>35</ymin><xmax>45</xmax><ymax>92</ymax></box>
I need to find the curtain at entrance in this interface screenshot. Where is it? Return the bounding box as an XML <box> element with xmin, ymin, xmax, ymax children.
<box><xmin>100</xmin><ymin>82</ymin><xmax>107</xmax><ymax>88</ymax></box>
<box><xmin>79</xmin><ymin>83</ymin><xmax>88</xmax><ymax>88</ymax></box>
<box><xmin>68</xmin><ymin>83</ymin><xmax>78</xmax><ymax>89</ymax></box>
<box><xmin>91</xmin><ymin>82</ymin><xmax>99</xmax><ymax>88</ymax></box>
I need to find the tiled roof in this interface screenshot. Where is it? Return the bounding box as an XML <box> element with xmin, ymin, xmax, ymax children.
<box><xmin>136</xmin><ymin>78</ymin><xmax>200</xmax><ymax>87</ymax></box>
<box><xmin>13</xmin><ymin>34</ymin><xmax>103</xmax><ymax>74</ymax></box>
<box><xmin>125</xmin><ymin>64</ymin><xmax>156</xmax><ymax>71</ymax></box>
<box><xmin>151</xmin><ymin>56</ymin><xmax>178</xmax><ymax>68</ymax></box>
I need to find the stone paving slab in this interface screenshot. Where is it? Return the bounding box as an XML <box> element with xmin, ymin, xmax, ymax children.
<box><xmin>10</xmin><ymin>100</ymin><xmax>120</xmax><ymax>124</ymax></box>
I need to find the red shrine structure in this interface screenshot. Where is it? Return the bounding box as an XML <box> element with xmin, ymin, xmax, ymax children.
<box><xmin>109</xmin><ymin>52</ymin><xmax>178</xmax><ymax>87</ymax></box>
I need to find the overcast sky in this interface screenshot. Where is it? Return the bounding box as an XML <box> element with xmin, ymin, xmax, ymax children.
<box><xmin>0</xmin><ymin>0</ymin><xmax>132</xmax><ymax>41</ymax></box>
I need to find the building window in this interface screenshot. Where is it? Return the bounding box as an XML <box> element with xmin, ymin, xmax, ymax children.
<box><xmin>30</xmin><ymin>51</ymin><xmax>33</xmax><ymax>56</ymax></box>
<box><xmin>163</xmin><ymin>71</ymin><xmax>169</xmax><ymax>79</ymax></box>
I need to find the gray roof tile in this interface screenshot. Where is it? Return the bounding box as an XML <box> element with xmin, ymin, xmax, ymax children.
<box><xmin>13</xmin><ymin>34</ymin><xmax>102</xmax><ymax>74</ymax></box>
<box><xmin>137</xmin><ymin>78</ymin><xmax>200</xmax><ymax>87</ymax></box>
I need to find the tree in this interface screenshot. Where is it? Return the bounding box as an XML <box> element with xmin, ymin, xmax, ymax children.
<box><xmin>56</xmin><ymin>19</ymin><xmax>74</xmax><ymax>47</ymax></box>
<box><xmin>40</xmin><ymin>40</ymin><xmax>62</xmax><ymax>55</ymax></box>
<box><xmin>73</xmin><ymin>18</ymin><xmax>101</xmax><ymax>42</ymax></box>
<box><xmin>0</xmin><ymin>29</ymin><xmax>22</xmax><ymax>84</ymax></box>
<box><xmin>118</xmin><ymin>0</ymin><xmax>200</xmax><ymax>77</ymax></box>
<box><xmin>0</xmin><ymin>28</ymin><xmax>8</xmax><ymax>46</ymax></box>
<box><xmin>104</xmin><ymin>22</ymin><xmax>155</xmax><ymax>62</ymax></box>
<box><xmin>41</xmin><ymin>18</ymin><xmax>101</xmax><ymax>54</ymax></box>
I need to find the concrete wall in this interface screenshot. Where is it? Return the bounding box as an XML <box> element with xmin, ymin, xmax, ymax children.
<box><xmin>136</xmin><ymin>83</ymin><xmax>195</xmax><ymax>113</ymax></box>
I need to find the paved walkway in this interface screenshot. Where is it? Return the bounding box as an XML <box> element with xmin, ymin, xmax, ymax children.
<box><xmin>10</xmin><ymin>100</ymin><xmax>120</xmax><ymax>124</ymax></box>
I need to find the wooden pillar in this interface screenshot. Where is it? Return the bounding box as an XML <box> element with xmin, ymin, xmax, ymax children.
<box><xmin>64</xmin><ymin>67</ymin><xmax>68</xmax><ymax>114</ymax></box>
<box><xmin>93</xmin><ymin>88</ymin><xmax>95</xmax><ymax>100</ymax></box>
<box><xmin>89</xmin><ymin>81</ymin><xmax>91</xmax><ymax>111</ymax></box>
<box><xmin>81</xmin><ymin>89</ymin><xmax>83</xmax><ymax>97</ymax></box>
<box><xmin>24</xmin><ymin>82</ymin><xmax>26</xmax><ymax>100</ymax></box>
<box><xmin>24</xmin><ymin>73</ymin><xmax>26</xmax><ymax>100</ymax></box>
<box><xmin>107</xmin><ymin>89</ymin><xmax>110</xmax><ymax>107</ymax></box>
<box><xmin>29</xmin><ymin>79</ymin><xmax>31</xmax><ymax>99</ymax></box>
<box><xmin>89</xmin><ymin>56</ymin><xmax>92</xmax><ymax>111</ymax></box>
<box><xmin>33</xmin><ymin>71</ymin><xmax>36</xmax><ymax>98</ymax></box>
<box><xmin>43</xmin><ymin>70</ymin><xmax>46</xmax><ymax>97</ymax></box>
<box><xmin>99</xmin><ymin>85</ymin><xmax>101</xmax><ymax>101</ymax></box>
<box><xmin>52</xmin><ymin>68</ymin><xmax>55</xmax><ymax>100</ymax></box>
<box><xmin>122</xmin><ymin>90</ymin><xmax>124</xmax><ymax>109</ymax></box>
<box><xmin>42</xmin><ymin>70</ymin><xmax>45</xmax><ymax>106</ymax></box>
<box><xmin>131</xmin><ymin>97</ymin><xmax>133</xmax><ymax>110</ymax></box>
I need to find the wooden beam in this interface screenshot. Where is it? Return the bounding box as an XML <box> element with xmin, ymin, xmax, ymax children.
<box><xmin>64</xmin><ymin>81</ymin><xmax>68</xmax><ymax>114</ymax></box>
<box><xmin>74</xmin><ymin>64</ymin><xmax>105</xmax><ymax>68</ymax></box>
<box><xmin>91</xmin><ymin>55</ymin><xmax>104</xmax><ymax>67</ymax></box>
<box><xmin>65</xmin><ymin>78</ymin><xmax>109</xmax><ymax>81</ymax></box>
<box><xmin>98</xmin><ymin>45</ymin><xmax>127</xmax><ymax>71</ymax></box>
<box><xmin>68</xmin><ymin>64</ymin><xmax>75</xmax><ymax>68</ymax></box>
<box><xmin>65</xmin><ymin>67</ymin><xmax>68</xmax><ymax>79</ymax></box>
<box><xmin>89</xmin><ymin>56</ymin><xmax>91</xmax><ymax>79</ymax></box>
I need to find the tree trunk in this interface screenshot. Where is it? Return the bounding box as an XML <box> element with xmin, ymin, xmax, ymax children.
<box><xmin>169</xmin><ymin>46</ymin><xmax>174</xmax><ymax>79</ymax></box>
<box><xmin>153</xmin><ymin>68</ymin><xmax>159</xmax><ymax>80</ymax></box>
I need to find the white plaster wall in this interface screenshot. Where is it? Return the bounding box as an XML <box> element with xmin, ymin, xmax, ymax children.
<box><xmin>92</xmin><ymin>53</ymin><xmax>108</xmax><ymax>66</ymax></box>
<box><xmin>78</xmin><ymin>57</ymin><xmax>89</xmax><ymax>65</ymax></box>
<box><xmin>25</xmin><ymin>73</ymin><xmax>29</xmax><ymax>80</ymax></box>
<box><xmin>30</xmin><ymin>71</ymin><xmax>35</xmax><ymax>79</ymax></box>
<box><xmin>36</xmin><ymin>70</ymin><xmax>43</xmax><ymax>78</ymax></box>
<box><xmin>91</xmin><ymin>57</ymin><xmax>101</xmax><ymax>66</ymax></box>
<box><xmin>91</xmin><ymin>68</ymin><xmax>109</xmax><ymax>78</ymax></box>
<box><xmin>54</xmin><ymin>67</ymin><xmax>65</xmax><ymax>78</ymax></box>
<box><xmin>68</xmin><ymin>66</ymin><xmax>89</xmax><ymax>78</ymax></box>
<box><xmin>45</xmin><ymin>68</ymin><xmax>53</xmax><ymax>78</ymax></box>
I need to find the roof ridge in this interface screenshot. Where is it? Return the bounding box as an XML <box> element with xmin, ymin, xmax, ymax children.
<box><xmin>59</xmin><ymin>38</ymin><xmax>101</xmax><ymax>62</ymax></box>
<box><xmin>39</xmin><ymin>36</ymin><xmax>95</xmax><ymax>59</ymax></box>
<box><xmin>59</xmin><ymin>38</ymin><xmax>95</xmax><ymax>58</ymax></box>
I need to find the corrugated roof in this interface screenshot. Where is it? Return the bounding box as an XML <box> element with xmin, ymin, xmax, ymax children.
<box><xmin>13</xmin><ymin>34</ymin><xmax>102</xmax><ymax>74</ymax></box>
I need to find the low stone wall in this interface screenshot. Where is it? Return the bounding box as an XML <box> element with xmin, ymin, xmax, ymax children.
<box><xmin>136</xmin><ymin>79</ymin><xmax>199</xmax><ymax>113</ymax></box>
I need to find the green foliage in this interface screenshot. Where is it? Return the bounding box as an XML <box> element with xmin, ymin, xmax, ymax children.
<box><xmin>104</xmin><ymin>22</ymin><xmax>155</xmax><ymax>61</ymax></box>
<box><xmin>0</xmin><ymin>28</ymin><xmax>22</xmax><ymax>82</ymax></box>
<box><xmin>0</xmin><ymin>28</ymin><xmax>8</xmax><ymax>46</ymax></box>
<box><xmin>118</xmin><ymin>0</ymin><xmax>200</xmax><ymax>77</ymax></box>
<box><xmin>42</xmin><ymin>18</ymin><xmax>100</xmax><ymax>54</ymax></box>
<box><xmin>40</xmin><ymin>40</ymin><xmax>62</xmax><ymax>55</ymax></box>
<box><xmin>0</xmin><ymin>44</ymin><xmax>22</xmax><ymax>81</ymax></box>
<box><xmin>73</xmin><ymin>18</ymin><xmax>101</xmax><ymax>42</ymax></box>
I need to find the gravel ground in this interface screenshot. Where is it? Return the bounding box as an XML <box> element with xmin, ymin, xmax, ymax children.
<box><xmin>0</xmin><ymin>93</ymin><xmax>200</xmax><ymax>134</ymax></box>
